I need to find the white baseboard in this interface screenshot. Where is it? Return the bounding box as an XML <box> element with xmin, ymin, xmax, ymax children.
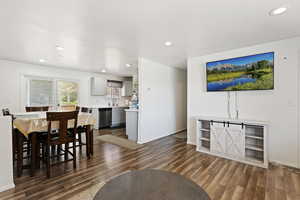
<box><xmin>0</xmin><ymin>183</ymin><xmax>15</xmax><ymax>193</ymax></box>
<box><xmin>187</xmin><ymin>140</ymin><xmax>196</xmax><ymax>145</ymax></box>
<box><xmin>138</xmin><ymin>128</ymin><xmax>187</xmax><ymax>144</ymax></box>
<box><xmin>269</xmin><ymin>160</ymin><xmax>299</xmax><ymax>169</ymax></box>
<box><xmin>171</xmin><ymin>128</ymin><xmax>187</xmax><ymax>134</ymax></box>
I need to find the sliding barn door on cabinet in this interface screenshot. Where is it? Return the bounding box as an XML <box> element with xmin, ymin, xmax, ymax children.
<box><xmin>210</xmin><ymin>123</ymin><xmax>226</xmax><ymax>154</ymax></box>
<box><xmin>196</xmin><ymin>118</ymin><xmax>268</xmax><ymax>168</ymax></box>
<box><xmin>225</xmin><ymin>124</ymin><xmax>245</xmax><ymax>159</ymax></box>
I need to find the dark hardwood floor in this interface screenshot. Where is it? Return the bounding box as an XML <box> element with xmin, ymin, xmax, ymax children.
<box><xmin>0</xmin><ymin>128</ymin><xmax>299</xmax><ymax>200</ymax></box>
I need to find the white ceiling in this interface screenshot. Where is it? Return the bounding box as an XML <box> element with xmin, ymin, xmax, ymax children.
<box><xmin>0</xmin><ymin>0</ymin><xmax>299</xmax><ymax>75</ymax></box>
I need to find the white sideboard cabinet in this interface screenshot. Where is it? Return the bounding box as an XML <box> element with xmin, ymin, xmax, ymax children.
<box><xmin>196</xmin><ymin>116</ymin><xmax>268</xmax><ymax>168</ymax></box>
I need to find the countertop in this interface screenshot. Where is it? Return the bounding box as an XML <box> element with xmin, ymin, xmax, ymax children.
<box><xmin>125</xmin><ymin>108</ymin><xmax>139</xmax><ymax>112</ymax></box>
<box><xmin>80</xmin><ymin>105</ymin><xmax>129</xmax><ymax>109</ymax></box>
<box><xmin>194</xmin><ymin>115</ymin><xmax>268</xmax><ymax>125</ymax></box>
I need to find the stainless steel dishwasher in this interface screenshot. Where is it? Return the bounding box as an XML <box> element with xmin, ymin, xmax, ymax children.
<box><xmin>98</xmin><ymin>108</ymin><xmax>112</xmax><ymax>129</ymax></box>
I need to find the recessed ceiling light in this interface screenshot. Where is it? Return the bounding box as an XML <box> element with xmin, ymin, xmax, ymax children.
<box><xmin>269</xmin><ymin>6</ymin><xmax>288</xmax><ymax>16</ymax></box>
<box><xmin>39</xmin><ymin>59</ymin><xmax>46</xmax><ymax>63</ymax></box>
<box><xmin>101</xmin><ymin>69</ymin><xmax>106</xmax><ymax>73</ymax></box>
<box><xmin>164</xmin><ymin>41</ymin><xmax>173</xmax><ymax>47</ymax></box>
<box><xmin>126</xmin><ymin>64</ymin><xmax>132</xmax><ymax>67</ymax></box>
<box><xmin>56</xmin><ymin>45</ymin><xmax>64</xmax><ymax>51</ymax></box>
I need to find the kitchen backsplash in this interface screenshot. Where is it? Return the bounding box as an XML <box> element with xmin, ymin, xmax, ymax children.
<box><xmin>89</xmin><ymin>95</ymin><xmax>131</xmax><ymax>106</ymax></box>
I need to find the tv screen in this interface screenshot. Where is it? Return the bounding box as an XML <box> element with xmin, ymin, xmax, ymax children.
<box><xmin>206</xmin><ymin>52</ymin><xmax>274</xmax><ymax>92</ymax></box>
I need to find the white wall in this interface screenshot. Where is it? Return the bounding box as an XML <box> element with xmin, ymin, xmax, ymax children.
<box><xmin>0</xmin><ymin>117</ymin><xmax>14</xmax><ymax>192</ymax></box>
<box><xmin>187</xmin><ymin>37</ymin><xmax>300</xmax><ymax>168</ymax></box>
<box><xmin>0</xmin><ymin>59</ymin><xmax>124</xmax><ymax>113</ymax></box>
<box><xmin>138</xmin><ymin>58</ymin><xmax>187</xmax><ymax>143</ymax></box>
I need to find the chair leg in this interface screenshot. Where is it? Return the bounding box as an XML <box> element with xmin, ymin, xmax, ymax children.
<box><xmin>27</xmin><ymin>140</ymin><xmax>31</xmax><ymax>157</ymax></box>
<box><xmin>78</xmin><ymin>133</ymin><xmax>82</xmax><ymax>152</ymax></box>
<box><xmin>51</xmin><ymin>145</ymin><xmax>56</xmax><ymax>156</ymax></box>
<box><xmin>42</xmin><ymin>144</ymin><xmax>45</xmax><ymax>162</ymax></box>
<box><xmin>17</xmin><ymin>134</ymin><xmax>24</xmax><ymax>177</ymax></box>
<box><xmin>64</xmin><ymin>143</ymin><xmax>69</xmax><ymax>160</ymax></box>
<box><xmin>46</xmin><ymin>144</ymin><xmax>50</xmax><ymax>178</ymax></box>
<box><xmin>36</xmin><ymin>141</ymin><xmax>40</xmax><ymax>169</ymax></box>
<box><xmin>57</xmin><ymin>144</ymin><xmax>62</xmax><ymax>160</ymax></box>
<box><xmin>12</xmin><ymin>130</ymin><xmax>17</xmax><ymax>163</ymax></box>
<box><xmin>73</xmin><ymin>140</ymin><xmax>76</xmax><ymax>169</ymax></box>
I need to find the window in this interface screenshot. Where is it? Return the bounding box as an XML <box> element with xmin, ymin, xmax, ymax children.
<box><xmin>57</xmin><ymin>80</ymin><xmax>79</xmax><ymax>105</ymax></box>
<box><xmin>27</xmin><ymin>77</ymin><xmax>79</xmax><ymax>106</ymax></box>
<box><xmin>107</xmin><ymin>80</ymin><xmax>122</xmax><ymax>99</ymax></box>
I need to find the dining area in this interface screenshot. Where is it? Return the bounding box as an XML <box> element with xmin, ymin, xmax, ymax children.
<box><xmin>2</xmin><ymin>105</ymin><xmax>96</xmax><ymax>179</ymax></box>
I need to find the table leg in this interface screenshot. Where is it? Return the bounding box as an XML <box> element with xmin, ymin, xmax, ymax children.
<box><xmin>90</xmin><ymin>127</ymin><xmax>94</xmax><ymax>155</ymax></box>
<box><xmin>30</xmin><ymin>133</ymin><xmax>37</xmax><ymax>177</ymax></box>
<box><xmin>85</xmin><ymin>127</ymin><xmax>90</xmax><ymax>159</ymax></box>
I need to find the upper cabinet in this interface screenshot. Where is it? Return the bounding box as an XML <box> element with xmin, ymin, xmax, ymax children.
<box><xmin>122</xmin><ymin>80</ymin><xmax>133</xmax><ymax>97</ymax></box>
<box><xmin>91</xmin><ymin>77</ymin><xmax>107</xmax><ymax>96</ymax></box>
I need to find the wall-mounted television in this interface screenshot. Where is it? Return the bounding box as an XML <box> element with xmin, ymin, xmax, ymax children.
<box><xmin>206</xmin><ymin>52</ymin><xmax>274</xmax><ymax>92</ymax></box>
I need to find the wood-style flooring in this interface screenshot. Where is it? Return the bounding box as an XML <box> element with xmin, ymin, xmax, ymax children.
<box><xmin>0</xmin><ymin>128</ymin><xmax>299</xmax><ymax>200</ymax></box>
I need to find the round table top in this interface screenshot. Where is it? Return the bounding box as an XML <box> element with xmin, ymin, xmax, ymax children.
<box><xmin>94</xmin><ymin>169</ymin><xmax>210</xmax><ymax>200</ymax></box>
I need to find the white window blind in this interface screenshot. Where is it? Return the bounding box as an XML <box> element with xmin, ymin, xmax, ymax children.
<box><xmin>29</xmin><ymin>79</ymin><xmax>54</xmax><ymax>106</ymax></box>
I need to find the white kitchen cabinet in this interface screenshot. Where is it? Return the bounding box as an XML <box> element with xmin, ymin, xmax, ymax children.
<box><xmin>125</xmin><ymin>109</ymin><xmax>138</xmax><ymax>142</ymax></box>
<box><xmin>121</xmin><ymin>81</ymin><xmax>133</xmax><ymax>97</ymax></box>
<box><xmin>91</xmin><ymin>77</ymin><xmax>107</xmax><ymax>96</ymax></box>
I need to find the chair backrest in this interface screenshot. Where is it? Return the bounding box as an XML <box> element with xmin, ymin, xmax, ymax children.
<box><xmin>81</xmin><ymin>107</ymin><xmax>92</xmax><ymax>113</ymax></box>
<box><xmin>2</xmin><ymin>108</ymin><xmax>11</xmax><ymax>116</ymax></box>
<box><xmin>26</xmin><ymin>106</ymin><xmax>49</xmax><ymax>112</ymax></box>
<box><xmin>46</xmin><ymin>111</ymin><xmax>79</xmax><ymax>144</ymax></box>
<box><xmin>60</xmin><ymin>105</ymin><xmax>76</xmax><ymax>111</ymax></box>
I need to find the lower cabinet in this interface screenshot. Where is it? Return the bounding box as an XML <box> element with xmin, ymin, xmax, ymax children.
<box><xmin>111</xmin><ymin>108</ymin><xmax>126</xmax><ymax>127</ymax></box>
<box><xmin>197</xmin><ymin>118</ymin><xmax>268</xmax><ymax>168</ymax></box>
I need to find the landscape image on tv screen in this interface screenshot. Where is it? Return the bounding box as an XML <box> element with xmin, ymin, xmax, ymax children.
<box><xmin>206</xmin><ymin>52</ymin><xmax>274</xmax><ymax>91</ymax></box>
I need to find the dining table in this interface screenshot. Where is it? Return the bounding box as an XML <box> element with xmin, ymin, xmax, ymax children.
<box><xmin>12</xmin><ymin>111</ymin><xmax>96</xmax><ymax>176</ymax></box>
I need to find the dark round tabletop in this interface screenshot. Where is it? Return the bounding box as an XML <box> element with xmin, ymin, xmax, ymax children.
<box><xmin>93</xmin><ymin>169</ymin><xmax>210</xmax><ymax>200</ymax></box>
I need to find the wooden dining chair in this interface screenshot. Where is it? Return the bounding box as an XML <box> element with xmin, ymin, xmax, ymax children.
<box><xmin>81</xmin><ymin>107</ymin><xmax>92</xmax><ymax>113</ymax></box>
<box><xmin>40</xmin><ymin>111</ymin><xmax>79</xmax><ymax>178</ymax></box>
<box><xmin>25</xmin><ymin>106</ymin><xmax>49</xmax><ymax>112</ymax></box>
<box><xmin>60</xmin><ymin>105</ymin><xmax>76</xmax><ymax>111</ymax></box>
<box><xmin>2</xmin><ymin>108</ymin><xmax>11</xmax><ymax>116</ymax></box>
<box><xmin>76</xmin><ymin>107</ymin><xmax>92</xmax><ymax>151</ymax></box>
<box><xmin>25</xmin><ymin>106</ymin><xmax>50</xmax><ymax>158</ymax></box>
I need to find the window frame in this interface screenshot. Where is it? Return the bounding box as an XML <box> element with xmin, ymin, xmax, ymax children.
<box><xmin>24</xmin><ymin>75</ymin><xmax>80</xmax><ymax>107</ymax></box>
